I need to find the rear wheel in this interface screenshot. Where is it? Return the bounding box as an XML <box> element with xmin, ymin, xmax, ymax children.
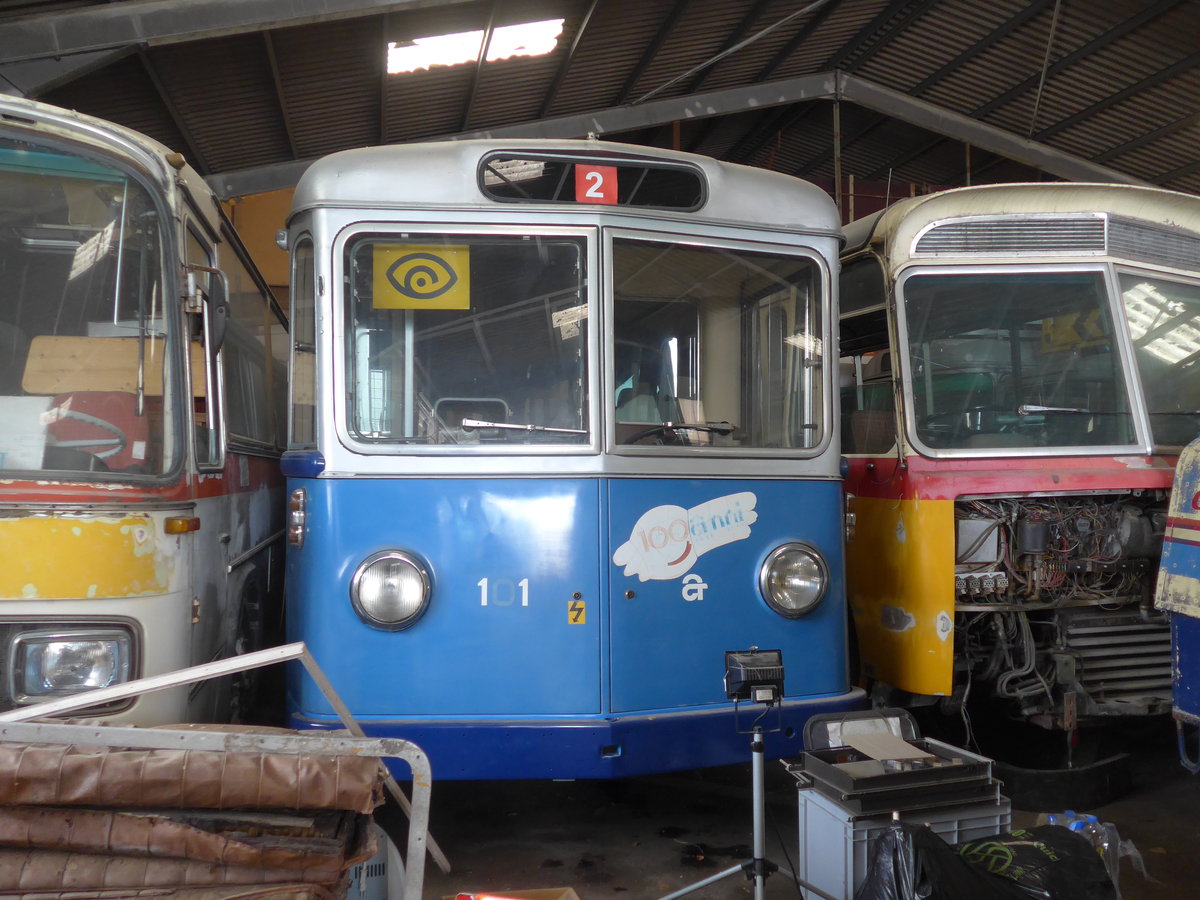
<box><xmin>229</xmin><ymin>585</ymin><xmax>265</xmax><ymax>725</ymax></box>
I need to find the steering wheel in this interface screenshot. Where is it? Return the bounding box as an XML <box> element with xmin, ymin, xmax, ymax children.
<box><xmin>621</xmin><ymin>421</ymin><xmax>736</xmax><ymax>446</ymax></box>
<box><xmin>921</xmin><ymin>405</ymin><xmax>999</xmax><ymax>430</ymax></box>
<box><xmin>53</xmin><ymin>407</ymin><xmax>129</xmax><ymax>459</ymax></box>
<box><xmin>622</xmin><ymin>423</ymin><xmax>689</xmax><ymax>445</ymax></box>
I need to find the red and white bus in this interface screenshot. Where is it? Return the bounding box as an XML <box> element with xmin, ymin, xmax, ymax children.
<box><xmin>839</xmin><ymin>183</ymin><xmax>1200</xmax><ymax>756</ymax></box>
<box><xmin>0</xmin><ymin>96</ymin><xmax>287</xmax><ymax>723</ymax></box>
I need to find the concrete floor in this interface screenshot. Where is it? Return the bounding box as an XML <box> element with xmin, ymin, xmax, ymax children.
<box><xmin>415</xmin><ymin>725</ymin><xmax>1200</xmax><ymax>900</ymax></box>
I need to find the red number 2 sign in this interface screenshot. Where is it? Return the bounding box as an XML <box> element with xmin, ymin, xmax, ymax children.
<box><xmin>575</xmin><ymin>164</ymin><xmax>618</xmax><ymax>204</ymax></box>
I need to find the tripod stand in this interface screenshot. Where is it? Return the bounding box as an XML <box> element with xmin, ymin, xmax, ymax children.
<box><xmin>659</xmin><ymin>716</ymin><xmax>775</xmax><ymax>900</ymax></box>
<box><xmin>659</xmin><ymin>701</ymin><xmax>840</xmax><ymax>900</ymax></box>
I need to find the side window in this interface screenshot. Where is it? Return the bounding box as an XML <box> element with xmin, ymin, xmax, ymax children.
<box><xmin>840</xmin><ymin>346</ymin><xmax>897</xmax><ymax>455</ymax></box>
<box><xmin>839</xmin><ymin>255</ymin><xmax>896</xmax><ymax>455</ymax></box>
<box><xmin>185</xmin><ymin>227</ymin><xmax>222</xmax><ymax>468</ymax></box>
<box><xmin>291</xmin><ymin>238</ymin><xmax>316</xmax><ymax>447</ymax></box>
<box><xmin>217</xmin><ymin>228</ymin><xmax>283</xmax><ymax>447</ymax></box>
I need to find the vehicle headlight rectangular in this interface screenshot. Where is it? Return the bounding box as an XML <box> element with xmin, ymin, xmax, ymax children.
<box><xmin>10</xmin><ymin>629</ymin><xmax>132</xmax><ymax>703</ymax></box>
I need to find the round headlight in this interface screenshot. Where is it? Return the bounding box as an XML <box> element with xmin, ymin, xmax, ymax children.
<box><xmin>350</xmin><ymin>550</ymin><xmax>430</xmax><ymax>630</ymax></box>
<box><xmin>759</xmin><ymin>543</ymin><xmax>828</xmax><ymax>617</ymax></box>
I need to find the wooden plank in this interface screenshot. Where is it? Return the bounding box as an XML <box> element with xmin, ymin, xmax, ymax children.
<box><xmin>22</xmin><ymin>335</ymin><xmax>205</xmax><ymax>397</ymax></box>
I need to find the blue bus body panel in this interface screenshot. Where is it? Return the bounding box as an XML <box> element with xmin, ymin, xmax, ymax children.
<box><xmin>607</xmin><ymin>479</ymin><xmax>848</xmax><ymax>711</ymax></box>
<box><xmin>287</xmin><ymin>475</ymin><xmax>862</xmax><ymax>779</ymax></box>
<box><xmin>290</xmin><ymin>478</ymin><xmax>603</xmax><ymax>716</ymax></box>
<box><xmin>1173</xmin><ymin>615</ymin><xmax>1200</xmax><ymax>722</ymax></box>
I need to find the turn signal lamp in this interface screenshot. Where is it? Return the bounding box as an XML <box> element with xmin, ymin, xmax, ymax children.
<box><xmin>287</xmin><ymin>488</ymin><xmax>307</xmax><ymax>548</ymax></box>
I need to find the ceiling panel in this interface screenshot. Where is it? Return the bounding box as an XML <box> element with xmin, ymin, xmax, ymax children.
<box><xmin>0</xmin><ymin>0</ymin><xmax>1192</xmax><ymax>205</ymax></box>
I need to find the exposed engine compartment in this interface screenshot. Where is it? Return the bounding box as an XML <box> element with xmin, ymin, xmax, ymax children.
<box><xmin>954</xmin><ymin>492</ymin><xmax>1171</xmax><ymax>727</ymax></box>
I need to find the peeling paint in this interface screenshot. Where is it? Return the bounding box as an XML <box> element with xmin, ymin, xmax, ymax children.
<box><xmin>895</xmin><ymin>519</ymin><xmax>906</xmax><ymax>543</ymax></box>
<box><xmin>1114</xmin><ymin>456</ymin><xmax>1160</xmax><ymax>469</ymax></box>
<box><xmin>0</xmin><ymin>513</ymin><xmax>176</xmax><ymax>600</ymax></box>
<box><xmin>880</xmin><ymin>604</ymin><xmax>916</xmax><ymax>632</ymax></box>
<box><xmin>936</xmin><ymin>611</ymin><xmax>953</xmax><ymax>642</ymax></box>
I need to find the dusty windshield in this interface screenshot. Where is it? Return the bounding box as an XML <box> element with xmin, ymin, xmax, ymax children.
<box><xmin>344</xmin><ymin>233</ymin><xmax>588</xmax><ymax>447</ymax></box>
<box><xmin>0</xmin><ymin>136</ymin><xmax>175</xmax><ymax>477</ymax></box>
<box><xmin>1120</xmin><ymin>272</ymin><xmax>1200</xmax><ymax>447</ymax></box>
<box><xmin>612</xmin><ymin>237</ymin><xmax>824</xmax><ymax>450</ymax></box>
<box><xmin>902</xmin><ymin>270</ymin><xmax>1136</xmax><ymax>451</ymax></box>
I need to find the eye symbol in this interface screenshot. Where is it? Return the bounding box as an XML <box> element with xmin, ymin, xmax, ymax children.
<box><xmin>386</xmin><ymin>253</ymin><xmax>459</xmax><ymax>300</ymax></box>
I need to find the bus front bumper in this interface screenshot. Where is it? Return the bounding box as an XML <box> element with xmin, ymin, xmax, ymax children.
<box><xmin>289</xmin><ymin>687</ymin><xmax>867</xmax><ymax>780</ymax></box>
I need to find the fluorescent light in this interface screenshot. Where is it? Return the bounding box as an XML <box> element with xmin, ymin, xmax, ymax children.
<box><xmin>387</xmin><ymin>18</ymin><xmax>564</xmax><ymax>75</ymax></box>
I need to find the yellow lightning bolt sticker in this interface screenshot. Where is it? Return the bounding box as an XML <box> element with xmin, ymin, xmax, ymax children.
<box><xmin>568</xmin><ymin>600</ymin><xmax>586</xmax><ymax>624</ymax></box>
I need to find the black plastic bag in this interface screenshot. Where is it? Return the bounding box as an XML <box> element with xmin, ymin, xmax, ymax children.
<box><xmin>854</xmin><ymin>822</ymin><xmax>1028</xmax><ymax>900</ymax></box>
<box><xmin>955</xmin><ymin>825</ymin><xmax>1118</xmax><ymax>900</ymax></box>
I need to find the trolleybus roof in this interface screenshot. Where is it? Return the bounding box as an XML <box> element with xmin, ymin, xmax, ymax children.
<box><xmin>289</xmin><ymin>138</ymin><xmax>842</xmax><ymax>237</ymax></box>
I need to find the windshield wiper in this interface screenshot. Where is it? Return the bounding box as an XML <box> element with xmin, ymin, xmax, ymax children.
<box><xmin>1017</xmin><ymin>405</ymin><xmax>1128</xmax><ymax>416</ymax></box>
<box><xmin>461</xmin><ymin>418</ymin><xmax>587</xmax><ymax>435</ymax></box>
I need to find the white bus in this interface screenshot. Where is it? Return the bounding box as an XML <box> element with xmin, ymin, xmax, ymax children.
<box><xmin>0</xmin><ymin>96</ymin><xmax>288</xmax><ymax>723</ymax></box>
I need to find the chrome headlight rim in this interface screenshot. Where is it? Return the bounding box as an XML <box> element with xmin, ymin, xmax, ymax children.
<box><xmin>349</xmin><ymin>549</ymin><xmax>431</xmax><ymax>632</ymax></box>
<box><xmin>758</xmin><ymin>542</ymin><xmax>829</xmax><ymax>618</ymax></box>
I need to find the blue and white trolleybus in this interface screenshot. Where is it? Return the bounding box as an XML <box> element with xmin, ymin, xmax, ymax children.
<box><xmin>282</xmin><ymin>139</ymin><xmax>864</xmax><ymax>779</ymax></box>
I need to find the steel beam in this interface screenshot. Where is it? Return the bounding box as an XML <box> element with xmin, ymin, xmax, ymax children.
<box><xmin>209</xmin><ymin>71</ymin><xmax>840</xmax><ymax>196</ymax></box>
<box><xmin>838</xmin><ymin>72</ymin><xmax>1146</xmax><ymax>185</ymax></box>
<box><xmin>209</xmin><ymin>69</ymin><xmax>1145</xmax><ymax>197</ymax></box>
<box><xmin>0</xmin><ymin>0</ymin><xmax>474</xmax><ymax>65</ymax></box>
<box><xmin>539</xmin><ymin>0</ymin><xmax>600</xmax><ymax>118</ymax></box>
<box><xmin>971</xmin><ymin>0</ymin><xmax>1181</xmax><ymax>121</ymax></box>
<box><xmin>0</xmin><ymin>49</ymin><xmax>129</xmax><ymax>97</ymax></box>
<box><xmin>615</xmin><ymin>0</ymin><xmax>689</xmax><ymax>106</ymax></box>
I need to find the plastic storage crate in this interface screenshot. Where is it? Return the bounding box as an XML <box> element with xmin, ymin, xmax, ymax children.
<box><xmin>796</xmin><ymin>788</ymin><xmax>1011</xmax><ymax>900</ymax></box>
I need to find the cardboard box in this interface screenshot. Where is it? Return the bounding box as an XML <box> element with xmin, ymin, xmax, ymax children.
<box><xmin>445</xmin><ymin>889</ymin><xmax>581</xmax><ymax>900</ymax></box>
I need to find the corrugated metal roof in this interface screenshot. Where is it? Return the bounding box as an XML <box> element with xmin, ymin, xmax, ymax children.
<box><xmin>0</xmin><ymin>0</ymin><xmax>1196</xmax><ymax>206</ymax></box>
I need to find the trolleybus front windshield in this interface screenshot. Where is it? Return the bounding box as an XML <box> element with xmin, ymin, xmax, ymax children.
<box><xmin>1119</xmin><ymin>271</ymin><xmax>1200</xmax><ymax>448</ymax></box>
<box><xmin>612</xmin><ymin>237</ymin><xmax>824</xmax><ymax>450</ymax></box>
<box><xmin>344</xmin><ymin>233</ymin><xmax>588</xmax><ymax>446</ymax></box>
<box><xmin>901</xmin><ymin>269</ymin><xmax>1136</xmax><ymax>451</ymax></box>
<box><xmin>0</xmin><ymin>136</ymin><xmax>176</xmax><ymax>478</ymax></box>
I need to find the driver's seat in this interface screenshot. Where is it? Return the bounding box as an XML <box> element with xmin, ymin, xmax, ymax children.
<box><xmin>616</xmin><ymin>382</ymin><xmax>662</xmax><ymax>422</ymax></box>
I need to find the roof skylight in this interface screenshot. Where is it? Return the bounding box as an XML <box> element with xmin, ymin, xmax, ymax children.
<box><xmin>387</xmin><ymin>18</ymin><xmax>564</xmax><ymax>75</ymax></box>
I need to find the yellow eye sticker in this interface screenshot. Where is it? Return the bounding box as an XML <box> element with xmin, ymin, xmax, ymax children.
<box><xmin>372</xmin><ymin>244</ymin><xmax>470</xmax><ymax>309</ymax></box>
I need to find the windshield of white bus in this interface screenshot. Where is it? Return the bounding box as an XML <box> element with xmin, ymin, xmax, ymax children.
<box><xmin>344</xmin><ymin>233</ymin><xmax>588</xmax><ymax>447</ymax></box>
<box><xmin>901</xmin><ymin>270</ymin><xmax>1136</xmax><ymax>451</ymax></box>
<box><xmin>1120</xmin><ymin>272</ymin><xmax>1200</xmax><ymax>448</ymax></box>
<box><xmin>612</xmin><ymin>237</ymin><xmax>824</xmax><ymax>451</ymax></box>
<box><xmin>0</xmin><ymin>136</ymin><xmax>175</xmax><ymax>477</ymax></box>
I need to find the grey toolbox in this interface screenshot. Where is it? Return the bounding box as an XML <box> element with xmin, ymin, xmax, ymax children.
<box><xmin>787</xmin><ymin>707</ymin><xmax>1003</xmax><ymax>815</ymax></box>
<box><xmin>788</xmin><ymin>709</ymin><xmax>1011</xmax><ymax>899</ymax></box>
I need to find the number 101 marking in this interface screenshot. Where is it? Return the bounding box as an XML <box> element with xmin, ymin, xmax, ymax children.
<box><xmin>477</xmin><ymin>577</ymin><xmax>530</xmax><ymax>606</ymax></box>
